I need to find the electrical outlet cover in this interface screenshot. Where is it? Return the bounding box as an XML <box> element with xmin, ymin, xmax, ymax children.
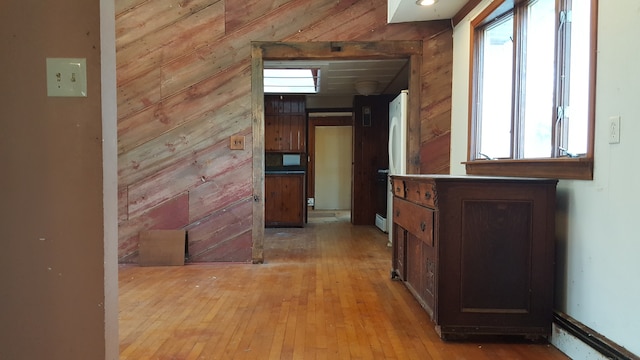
<box><xmin>230</xmin><ymin>135</ymin><xmax>245</xmax><ymax>150</ymax></box>
<box><xmin>609</xmin><ymin>116</ymin><xmax>620</xmax><ymax>144</ymax></box>
<box><xmin>46</xmin><ymin>58</ymin><xmax>87</xmax><ymax>97</ymax></box>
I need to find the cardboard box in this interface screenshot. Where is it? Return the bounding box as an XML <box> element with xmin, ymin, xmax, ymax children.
<box><xmin>138</xmin><ymin>230</ymin><xmax>186</xmax><ymax>266</ymax></box>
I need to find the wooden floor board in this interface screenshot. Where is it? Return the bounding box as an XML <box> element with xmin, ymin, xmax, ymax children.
<box><xmin>119</xmin><ymin>216</ymin><xmax>569</xmax><ymax>359</ymax></box>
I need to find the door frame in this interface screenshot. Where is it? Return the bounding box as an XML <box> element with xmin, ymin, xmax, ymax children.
<box><xmin>251</xmin><ymin>41</ymin><xmax>422</xmax><ymax>263</ymax></box>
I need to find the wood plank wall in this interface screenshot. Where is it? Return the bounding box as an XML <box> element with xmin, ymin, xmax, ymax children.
<box><xmin>115</xmin><ymin>0</ymin><xmax>453</xmax><ymax>263</ymax></box>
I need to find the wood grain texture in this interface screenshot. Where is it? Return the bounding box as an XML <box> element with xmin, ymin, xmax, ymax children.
<box><xmin>352</xmin><ymin>95</ymin><xmax>393</xmax><ymax>226</ymax></box>
<box><xmin>421</xmin><ymin>132</ymin><xmax>451</xmax><ymax>174</ymax></box>
<box><xmin>118</xmin><ymin>193</ymin><xmax>190</xmax><ymax>263</ymax></box>
<box><xmin>116</xmin><ymin>0</ymin><xmax>454</xmax><ymax>262</ymax></box>
<box><xmin>119</xmin><ymin>220</ymin><xmax>569</xmax><ymax>359</ymax></box>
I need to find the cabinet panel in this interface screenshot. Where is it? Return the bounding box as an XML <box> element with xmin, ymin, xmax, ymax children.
<box><xmin>393</xmin><ymin>225</ymin><xmax>406</xmax><ymax>281</ymax></box>
<box><xmin>460</xmin><ymin>200</ymin><xmax>532</xmax><ymax>313</ymax></box>
<box><xmin>405</xmin><ymin>232</ymin><xmax>423</xmax><ymax>297</ymax></box>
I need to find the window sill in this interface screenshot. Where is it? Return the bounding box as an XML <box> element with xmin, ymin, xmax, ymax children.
<box><xmin>463</xmin><ymin>158</ymin><xmax>593</xmax><ymax>180</ymax></box>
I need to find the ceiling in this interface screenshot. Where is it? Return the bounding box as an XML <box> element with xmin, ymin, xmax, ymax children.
<box><xmin>388</xmin><ymin>0</ymin><xmax>469</xmax><ymax>23</ymax></box>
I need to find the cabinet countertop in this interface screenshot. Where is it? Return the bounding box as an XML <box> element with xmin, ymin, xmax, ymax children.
<box><xmin>391</xmin><ymin>174</ymin><xmax>558</xmax><ymax>183</ymax></box>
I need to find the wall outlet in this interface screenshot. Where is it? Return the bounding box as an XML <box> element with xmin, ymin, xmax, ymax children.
<box><xmin>609</xmin><ymin>116</ymin><xmax>620</xmax><ymax>144</ymax></box>
<box><xmin>230</xmin><ymin>135</ymin><xmax>245</xmax><ymax>150</ymax></box>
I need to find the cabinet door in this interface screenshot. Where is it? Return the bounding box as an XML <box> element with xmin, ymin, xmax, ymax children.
<box><xmin>279</xmin><ymin>175</ymin><xmax>303</xmax><ymax>224</ymax></box>
<box><xmin>265</xmin><ymin>114</ymin><xmax>280</xmax><ymax>151</ymax></box>
<box><xmin>290</xmin><ymin>114</ymin><xmax>305</xmax><ymax>152</ymax></box>
<box><xmin>265</xmin><ymin>176</ymin><xmax>280</xmax><ymax>223</ymax></box>
<box><xmin>264</xmin><ymin>95</ymin><xmax>306</xmax><ymax>152</ymax></box>
<box><xmin>265</xmin><ymin>175</ymin><xmax>304</xmax><ymax>226</ymax></box>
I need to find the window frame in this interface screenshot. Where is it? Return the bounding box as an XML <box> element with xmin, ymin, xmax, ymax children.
<box><xmin>465</xmin><ymin>0</ymin><xmax>597</xmax><ymax>180</ymax></box>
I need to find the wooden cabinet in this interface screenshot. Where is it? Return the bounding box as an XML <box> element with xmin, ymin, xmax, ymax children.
<box><xmin>391</xmin><ymin>175</ymin><xmax>557</xmax><ymax>339</ymax></box>
<box><xmin>265</xmin><ymin>95</ymin><xmax>306</xmax><ymax>152</ymax></box>
<box><xmin>265</xmin><ymin>173</ymin><xmax>305</xmax><ymax>227</ymax></box>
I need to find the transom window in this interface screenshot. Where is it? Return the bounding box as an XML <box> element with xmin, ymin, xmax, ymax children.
<box><xmin>466</xmin><ymin>0</ymin><xmax>597</xmax><ymax>180</ymax></box>
<box><xmin>263</xmin><ymin>68</ymin><xmax>319</xmax><ymax>94</ymax></box>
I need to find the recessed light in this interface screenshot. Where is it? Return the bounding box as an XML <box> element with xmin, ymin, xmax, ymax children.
<box><xmin>416</xmin><ymin>0</ymin><xmax>437</xmax><ymax>5</ymax></box>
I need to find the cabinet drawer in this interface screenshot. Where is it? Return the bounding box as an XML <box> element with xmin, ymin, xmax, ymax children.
<box><xmin>393</xmin><ymin>179</ymin><xmax>436</xmax><ymax>208</ymax></box>
<box><xmin>404</xmin><ymin>180</ymin><xmax>436</xmax><ymax>208</ymax></box>
<box><xmin>393</xmin><ymin>197</ymin><xmax>434</xmax><ymax>247</ymax></box>
<box><xmin>392</xmin><ymin>179</ymin><xmax>406</xmax><ymax>198</ymax></box>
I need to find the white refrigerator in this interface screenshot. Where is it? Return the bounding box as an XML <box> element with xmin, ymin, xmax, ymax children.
<box><xmin>387</xmin><ymin>90</ymin><xmax>408</xmax><ymax>246</ymax></box>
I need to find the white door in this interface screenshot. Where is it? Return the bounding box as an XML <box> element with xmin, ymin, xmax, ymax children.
<box><xmin>315</xmin><ymin>126</ymin><xmax>353</xmax><ymax>210</ymax></box>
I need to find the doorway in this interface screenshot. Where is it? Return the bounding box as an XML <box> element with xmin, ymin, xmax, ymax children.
<box><xmin>314</xmin><ymin>125</ymin><xmax>352</xmax><ymax>211</ymax></box>
<box><xmin>251</xmin><ymin>41</ymin><xmax>422</xmax><ymax>263</ymax></box>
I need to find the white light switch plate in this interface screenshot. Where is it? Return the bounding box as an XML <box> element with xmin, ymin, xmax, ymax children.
<box><xmin>46</xmin><ymin>58</ymin><xmax>87</xmax><ymax>97</ymax></box>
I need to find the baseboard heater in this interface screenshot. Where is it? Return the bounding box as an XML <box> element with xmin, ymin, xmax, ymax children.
<box><xmin>553</xmin><ymin>311</ymin><xmax>638</xmax><ymax>360</ymax></box>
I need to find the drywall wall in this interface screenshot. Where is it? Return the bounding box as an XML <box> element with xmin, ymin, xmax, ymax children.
<box><xmin>450</xmin><ymin>0</ymin><xmax>640</xmax><ymax>356</ymax></box>
<box><xmin>0</xmin><ymin>0</ymin><xmax>118</xmax><ymax>358</ymax></box>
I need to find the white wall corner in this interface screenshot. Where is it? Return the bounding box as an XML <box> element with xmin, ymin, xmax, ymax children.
<box><xmin>387</xmin><ymin>0</ymin><xmax>402</xmax><ymax>23</ymax></box>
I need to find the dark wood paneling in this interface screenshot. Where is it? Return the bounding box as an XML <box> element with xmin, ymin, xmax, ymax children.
<box><xmin>116</xmin><ymin>0</ymin><xmax>453</xmax><ymax>262</ymax></box>
<box><xmin>352</xmin><ymin>95</ymin><xmax>392</xmax><ymax>225</ymax></box>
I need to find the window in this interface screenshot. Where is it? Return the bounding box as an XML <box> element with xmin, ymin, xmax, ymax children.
<box><xmin>264</xmin><ymin>68</ymin><xmax>319</xmax><ymax>94</ymax></box>
<box><xmin>467</xmin><ymin>0</ymin><xmax>597</xmax><ymax>180</ymax></box>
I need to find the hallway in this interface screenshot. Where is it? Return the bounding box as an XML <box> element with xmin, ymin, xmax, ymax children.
<box><xmin>118</xmin><ymin>220</ymin><xmax>568</xmax><ymax>359</ymax></box>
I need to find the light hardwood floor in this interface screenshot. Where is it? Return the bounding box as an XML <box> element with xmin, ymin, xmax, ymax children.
<box><xmin>119</xmin><ymin>216</ymin><xmax>569</xmax><ymax>359</ymax></box>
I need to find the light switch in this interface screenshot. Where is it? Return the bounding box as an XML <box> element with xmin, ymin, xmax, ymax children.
<box><xmin>46</xmin><ymin>58</ymin><xmax>87</xmax><ymax>97</ymax></box>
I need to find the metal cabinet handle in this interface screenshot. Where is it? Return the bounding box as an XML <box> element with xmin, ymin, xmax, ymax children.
<box><xmin>425</xmin><ymin>192</ymin><xmax>431</xmax><ymax>200</ymax></box>
<box><xmin>420</xmin><ymin>222</ymin><xmax>426</xmax><ymax>232</ymax></box>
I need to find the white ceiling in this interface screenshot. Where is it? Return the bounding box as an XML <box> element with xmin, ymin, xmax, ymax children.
<box><xmin>388</xmin><ymin>0</ymin><xmax>468</xmax><ymax>23</ymax></box>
